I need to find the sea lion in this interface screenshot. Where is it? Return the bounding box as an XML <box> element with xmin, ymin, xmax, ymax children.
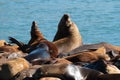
<box><xmin>53</xmin><ymin>14</ymin><xmax>82</xmax><ymax>54</ymax></box>
<box><xmin>0</xmin><ymin>40</ymin><xmax>7</xmax><ymax>47</ymax></box>
<box><xmin>32</xmin><ymin>63</ymin><xmax>102</xmax><ymax>80</ymax></box>
<box><xmin>0</xmin><ymin>45</ymin><xmax>20</xmax><ymax>53</ymax></box>
<box><xmin>24</xmin><ymin>43</ymin><xmax>51</xmax><ymax>63</ymax></box>
<box><xmin>85</xmin><ymin>59</ymin><xmax>120</xmax><ymax>74</ymax></box>
<box><xmin>64</xmin><ymin>47</ymin><xmax>110</xmax><ymax>63</ymax></box>
<box><xmin>85</xmin><ymin>59</ymin><xmax>108</xmax><ymax>74</ymax></box>
<box><xmin>9</xmin><ymin>21</ymin><xmax>58</xmax><ymax>58</ymax></box>
<box><xmin>0</xmin><ymin>58</ymin><xmax>29</xmax><ymax>80</ymax></box>
<box><xmin>28</xmin><ymin>21</ymin><xmax>58</xmax><ymax>58</ymax></box>
<box><xmin>97</xmin><ymin>74</ymin><xmax>120</xmax><ymax>80</ymax></box>
<box><xmin>68</xmin><ymin>42</ymin><xmax>120</xmax><ymax>57</ymax></box>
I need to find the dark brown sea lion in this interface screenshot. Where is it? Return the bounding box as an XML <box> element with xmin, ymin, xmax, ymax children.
<box><xmin>53</xmin><ymin>14</ymin><xmax>82</xmax><ymax>54</ymax></box>
<box><xmin>9</xmin><ymin>21</ymin><xmax>58</xmax><ymax>58</ymax></box>
<box><xmin>97</xmin><ymin>74</ymin><xmax>120</xmax><ymax>80</ymax></box>
<box><xmin>24</xmin><ymin>43</ymin><xmax>51</xmax><ymax>63</ymax></box>
<box><xmin>85</xmin><ymin>59</ymin><xmax>120</xmax><ymax>74</ymax></box>
<box><xmin>32</xmin><ymin>63</ymin><xmax>102</xmax><ymax>80</ymax></box>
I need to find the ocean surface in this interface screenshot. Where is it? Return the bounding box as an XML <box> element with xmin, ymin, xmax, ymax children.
<box><xmin>0</xmin><ymin>0</ymin><xmax>120</xmax><ymax>45</ymax></box>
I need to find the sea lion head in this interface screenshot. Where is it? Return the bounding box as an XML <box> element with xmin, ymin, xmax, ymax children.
<box><xmin>53</xmin><ymin>14</ymin><xmax>76</xmax><ymax>41</ymax></box>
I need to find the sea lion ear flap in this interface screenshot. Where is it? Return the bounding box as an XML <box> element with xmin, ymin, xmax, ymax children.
<box><xmin>95</xmin><ymin>47</ymin><xmax>106</xmax><ymax>54</ymax></box>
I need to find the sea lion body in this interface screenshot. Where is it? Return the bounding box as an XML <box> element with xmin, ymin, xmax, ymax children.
<box><xmin>24</xmin><ymin>43</ymin><xmax>51</xmax><ymax>63</ymax></box>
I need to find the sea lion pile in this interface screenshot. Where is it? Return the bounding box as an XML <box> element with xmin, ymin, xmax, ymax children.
<box><xmin>0</xmin><ymin>14</ymin><xmax>120</xmax><ymax>80</ymax></box>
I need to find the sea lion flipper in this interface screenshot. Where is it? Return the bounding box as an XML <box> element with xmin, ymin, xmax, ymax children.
<box><xmin>9</xmin><ymin>37</ymin><xmax>29</xmax><ymax>52</ymax></box>
<box><xmin>9</xmin><ymin>37</ymin><xmax>24</xmax><ymax>46</ymax></box>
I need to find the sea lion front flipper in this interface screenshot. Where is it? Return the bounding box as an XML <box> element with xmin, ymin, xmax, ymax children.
<box><xmin>9</xmin><ymin>37</ymin><xmax>24</xmax><ymax>46</ymax></box>
<box><xmin>9</xmin><ymin>37</ymin><xmax>29</xmax><ymax>53</ymax></box>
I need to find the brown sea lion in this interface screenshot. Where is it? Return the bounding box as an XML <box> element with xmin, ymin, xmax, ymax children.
<box><xmin>0</xmin><ymin>58</ymin><xmax>29</xmax><ymax>80</ymax></box>
<box><xmin>28</xmin><ymin>21</ymin><xmax>58</xmax><ymax>58</ymax></box>
<box><xmin>53</xmin><ymin>14</ymin><xmax>82</xmax><ymax>54</ymax></box>
<box><xmin>64</xmin><ymin>47</ymin><xmax>110</xmax><ymax>63</ymax></box>
<box><xmin>0</xmin><ymin>45</ymin><xmax>20</xmax><ymax>53</ymax></box>
<box><xmin>0</xmin><ymin>40</ymin><xmax>7</xmax><ymax>47</ymax></box>
<box><xmin>68</xmin><ymin>42</ymin><xmax>120</xmax><ymax>57</ymax></box>
<box><xmin>9</xmin><ymin>21</ymin><xmax>58</xmax><ymax>58</ymax></box>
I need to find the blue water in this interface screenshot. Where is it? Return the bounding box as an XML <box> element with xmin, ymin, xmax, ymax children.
<box><xmin>0</xmin><ymin>0</ymin><xmax>120</xmax><ymax>45</ymax></box>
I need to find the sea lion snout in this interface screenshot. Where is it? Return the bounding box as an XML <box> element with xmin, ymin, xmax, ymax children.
<box><xmin>63</xmin><ymin>14</ymin><xmax>70</xmax><ymax>20</ymax></box>
<box><xmin>63</xmin><ymin>14</ymin><xmax>72</xmax><ymax>26</ymax></box>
